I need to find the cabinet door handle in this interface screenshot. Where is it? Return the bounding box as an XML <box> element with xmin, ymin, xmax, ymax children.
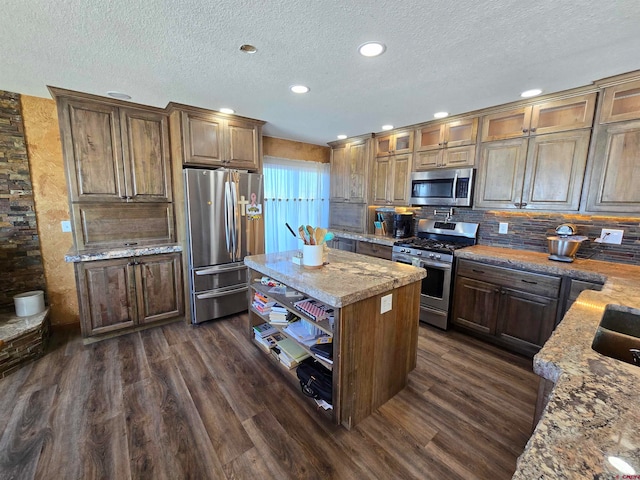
<box><xmin>514</xmin><ymin>202</ymin><xmax>521</xmax><ymax>208</ymax></box>
<box><xmin>472</xmin><ymin>269</ymin><xmax>485</xmax><ymax>274</ymax></box>
<box><xmin>520</xmin><ymin>202</ymin><xmax>527</xmax><ymax>207</ymax></box>
<box><xmin>443</xmin><ymin>140</ymin><xmax>448</xmax><ymax>145</ymax></box>
<box><xmin>522</xmin><ymin>128</ymin><xmax>529</xmax><ymax>133</ymax></box>
<box><xmin>530</xmin><ymin>127</ymin><xmax>537</xmax><ymax>133</ymax></box>
<box><xmin>521</xmin><ymin>279</ymin><xmax>538</xmax><ymax>285</ymax></box>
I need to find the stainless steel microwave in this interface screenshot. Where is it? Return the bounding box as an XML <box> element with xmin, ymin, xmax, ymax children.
<box><xmin>410</xmin><ymin>168</ymin><xmax>474</xmax><ymax>207</ymax></box>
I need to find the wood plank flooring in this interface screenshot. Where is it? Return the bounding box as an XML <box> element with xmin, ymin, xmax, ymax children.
<box><xmin>0</xmin><ymin>315</ymin><xmax>538</xmax><ymax>479</ymax></box>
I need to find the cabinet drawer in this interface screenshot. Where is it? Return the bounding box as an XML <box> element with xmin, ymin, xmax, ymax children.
<box><xmin>456</xmin><ymin>259</ymin><xmax>561</xmax><ymax>298</ymax></box>
<box><xmin>355</xmin><ymin>241</ymin><xmax>392</xmax><ymax>260</ymax></box>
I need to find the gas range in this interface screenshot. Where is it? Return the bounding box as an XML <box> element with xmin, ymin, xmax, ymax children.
<box><xmin>392</xmin><ymin>220</ymin><xmax>479</xmax><ymax>264</ymax></box>
<box><xmin>391</xmin><ymin>219</ymin><xmax>479</xmax><ymax>330</ymax></box>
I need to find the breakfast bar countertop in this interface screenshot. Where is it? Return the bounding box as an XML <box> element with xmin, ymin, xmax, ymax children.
<box><xmin>455</xmin><ymin>245</ymin><xmax>640</xmax><ymax>479</ymax></box>
<box><xmin>244</xmin><ymin>248</ymin><xmax>425</xmax><ymax>308</ymax></box>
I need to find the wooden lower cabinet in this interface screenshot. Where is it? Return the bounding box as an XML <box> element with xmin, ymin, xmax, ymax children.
<box><xmin>328</xmin><ymin>237</ymin><xmax>356</xmax><ymax>252</ymax></box>
<box><xmin>76</xmin><ymin>253</ymin><xmax>184</xmax><ymax>337</ymax></box>
<box><xmin>355</xmin><ymin>241</ymin><xmax>392</xmax><ymax>260</ymax></box>
<box><xmin>451</xmin><ymin>259</ymin><xmax>560</xmax><ymax>356</ymax></box>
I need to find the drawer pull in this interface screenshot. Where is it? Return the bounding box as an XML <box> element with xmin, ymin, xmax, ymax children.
<box><xmin>521</xmin><ymin>279</ymin><xmax>538</xmax><ymax>284</ymax></box>
<box><xmin>124</xmin><ymin>242</ymin><xmax>138</xmax><ymax>246</ymax></box>
<box><xmin>472</xmin><ymin>269</ymin><xmax>485</xmax><ymax>274</ymax></box>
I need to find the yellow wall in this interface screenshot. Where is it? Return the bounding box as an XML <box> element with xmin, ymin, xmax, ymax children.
<box><xmin>20</xmin><ymin>95</ymin><xmax>79</xmax><ymax>326</ymax></box>
<box><xmin>18</xmin><ymin>96</ymin><xmax>329</xmax><ymax>326</ymax></box>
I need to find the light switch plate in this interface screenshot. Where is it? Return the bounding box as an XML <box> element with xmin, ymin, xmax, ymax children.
<box><xmin>381</xmin><ymin>294</ymin><xmax>392</xmax><ymax>314</ymax></box>
<box><xmin>598</xmin><ymin>228</ymin><xmax>624</xmax><ymax>244</ymax></box>
<box><xmin>499</xmin><ymin>222</ymin><xmax>508</xmax><ymax>234</ymax></box>
<box><xmin>61</xmin><ymin>220</ymin><xmax>72</xmax><ymax>232</ymax></box>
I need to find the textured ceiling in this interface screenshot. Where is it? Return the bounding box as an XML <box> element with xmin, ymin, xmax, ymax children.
<box><xmin>2</xmin><ymin>0</ymin><xmax>640</xmax><ymax>145</ymax></box>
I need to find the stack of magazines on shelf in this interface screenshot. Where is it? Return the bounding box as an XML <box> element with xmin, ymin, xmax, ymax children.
<box><xmin>276</xmin><ymin>337</ymin><xmax>310</xmax><ymax>369</ymax></box>
<box><xmin>252</xmin><ymin>322</ymin><xmax>283</xmax><ymax>352</ymax></box>
<box><xmin>293</xmin><ymin>298</ymin><xmax>334</xmax><ymax>325</ymax></box>
<box><xmin>269</xmin><ymin>304</ymin><xmax>299</xmax><ymax>325</ymax></box>
<box><xmin>284</xmin><ymin>320</ymin><xmax>331</xmax><ymax>346</ymax></box>
<box><xmin>252</xmin><ymin>291</ymin><xmax>275</xmax><ymax>315</ymax></box>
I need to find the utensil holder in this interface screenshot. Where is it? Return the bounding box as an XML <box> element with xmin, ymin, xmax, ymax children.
<box><xmin>302</xmin><ymin>245</ymin><xmax>323</xmax><ymax>268</ymax></box>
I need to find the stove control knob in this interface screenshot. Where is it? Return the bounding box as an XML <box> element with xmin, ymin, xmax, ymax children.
<box><xmin>416</xmin><ymin>251</ymin><xmax>422</xmax><ymax>256</ymax></box>
<box><xmin>429</xmin><ymin>253</ymin><xmax>435</xmax><ymax>259</ymax></box>
<box><xmin>435</xmin><ymin>254</ymin><xmax>441</xmax><ymax>260</ymax></box>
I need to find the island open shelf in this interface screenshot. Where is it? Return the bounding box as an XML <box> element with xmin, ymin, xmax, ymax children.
<box><xmin>245</xmin><ymin>249</ymin><xmax>426</xmax><ymax>429</ymax></box>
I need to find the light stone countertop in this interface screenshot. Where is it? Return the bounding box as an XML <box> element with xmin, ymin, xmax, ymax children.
<box><xmin>331</xmin><ymin>230</ymin><xmax>397</xmax><ymax>246</ymax></box>
<box><xmin>244</xmin><ymin>248</ymin><xmax>426</xmax><ymax>308</ymax></box>
<box><xmin>455</xmin><ymin>245</ymin><xmax>640</xmax><ymax>479</ymax></box>
<box><xmin>65</xmin><ymin>244</ymin><xmax>183</xmax><ymax>263</ymax></box>
<box><xmin>0</xmin><ymin>308</ymin><xmax>49</xmax><ymax>343</ymax></box>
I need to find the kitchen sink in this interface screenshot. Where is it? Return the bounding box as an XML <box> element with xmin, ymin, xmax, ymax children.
<box><xmin>591</xmin><ymin>305</ymin><xmax>640</xmax><ymax>367</ymax></box>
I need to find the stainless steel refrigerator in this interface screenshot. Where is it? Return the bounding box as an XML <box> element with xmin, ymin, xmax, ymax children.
<box><xmin>184</xmin><ymin>168</ymin><xmax>264</xmax><ymax>324</ymax></box>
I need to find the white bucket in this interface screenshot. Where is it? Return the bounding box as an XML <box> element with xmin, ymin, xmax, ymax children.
<box><xmin>13</xmin><ymin>290</ymin><xmax>45</xmax><ymax>317</ymax></box>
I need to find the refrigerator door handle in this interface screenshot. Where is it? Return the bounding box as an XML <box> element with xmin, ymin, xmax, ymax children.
<box><xmin>195</xmin><ymin>262</ymin><xmax>246</xmax><ymax>275</ymax></box>
<box><xmin>230</xmin><ymin>178</ymin><xmax>239</xmax><ymax>260</ymax></box>
<box><xmin>196</xmin><ymin>285</ymin><xmax>248</xmax><ymax>299</ymax></box>
<box><xmin>224</xmin><ymin>180</ymin><xmax>232</xmax><ymax>257</ymax></box>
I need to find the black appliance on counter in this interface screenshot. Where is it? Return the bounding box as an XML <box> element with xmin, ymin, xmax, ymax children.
<box><xmin>391</xmin><ymin>219</ymin><xmax>479</xmax><ymax>329</ymax></box>
<box><xmin>393</xmin><ymin>213</ymin><xmax>414</xmax><ymax>238</ymax></box>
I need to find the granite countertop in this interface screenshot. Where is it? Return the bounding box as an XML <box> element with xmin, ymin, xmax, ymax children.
<box><xmin>455</xmin><ymin>246</ymin><xmax>640</xmax><ymax>479</ymax></box>
<box><xmin>244</xmin><ymin>249</ymin><xmax>425</xmax><ymax>308</ymax></box>
<box><xmin>0</xmin><ymin>308</ymin><xmax>50</xmax><ymax>343</ymax></box>
<box><xmin>65</xmin><ymin>244</ymin><xmax>183</xmax><ymax>263</ymax></box>
<box><xmin>331</xmin><ymin>230</ymin><xmax>397</xmax><ymax>246</ymax></box>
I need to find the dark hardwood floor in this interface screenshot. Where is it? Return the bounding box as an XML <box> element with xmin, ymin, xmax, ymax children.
<box><xmin>0</xmin><ymin>315</ymin><xmax>538</xmax><ymax>479</ymax></box>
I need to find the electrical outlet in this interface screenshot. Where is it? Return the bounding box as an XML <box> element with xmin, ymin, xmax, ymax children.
<box><xmin>498</xmin><ymin>222</ymin><xmax>508</xmax><ymax>234</ymax></box>
<box><xmin>61</xmin><ymin>220</ymin><xmax>72</xmax><ymax>232</ymax></box>
<box><xmin>381</xmin><ymin>294</ymin><xmax>392</xmax><ymax>314</ymax></box>
<box><xmin>597</xmin><ymin>228</ymin><xmax>624</xmax><ymax>244</ymax></box>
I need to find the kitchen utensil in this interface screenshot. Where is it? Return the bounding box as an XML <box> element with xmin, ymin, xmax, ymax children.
<box><xmin>315</xmin><ymin>227</ymin><xmax>327</xmax><ymax>245</ymax></box>
<box><xmin>285</xmin><ymin>222</ymin><xmax>297</xmax><ymax>238</ymax></box>
<box><xmin>298</xmin><ymin>225</ymin><xmax>308</xmax><ymax>245</ymax></box>
<box><xmin>306</xmin><ymin>225</ymin><xmax>315</xmax><ymax>245</ymax></box>
<box><xmin>323</xmin><ymin>232</ymin><xmax>335</xmax><ymax>244</ymax></box>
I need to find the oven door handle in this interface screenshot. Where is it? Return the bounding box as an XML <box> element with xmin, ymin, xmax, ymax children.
<box><xmin>419</xmin><ymin>260</ymin><xmax>452</xmax><ymax>270</ymax></box>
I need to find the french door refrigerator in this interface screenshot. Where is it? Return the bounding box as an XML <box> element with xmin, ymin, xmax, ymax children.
<box><xmin>184</xmin><ymin>168</ymin><xmax>264</xmax><ymax>324</ymax></box>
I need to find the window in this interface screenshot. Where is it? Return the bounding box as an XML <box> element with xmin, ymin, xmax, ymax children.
<box><xmin>263</xmin><ymin>156</ymin><xmax>330</xmax><ymax>253</ymax></box>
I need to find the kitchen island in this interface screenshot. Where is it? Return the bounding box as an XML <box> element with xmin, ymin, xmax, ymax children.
<box><xmin>454</xmin><ymin>246</ymin><xmax>640</xmax><ymax>479</ymax></box>
<box><xmin>244</xmin><ymin>249</ymin><xmax>426</xmax><ymax>429</ymax></box>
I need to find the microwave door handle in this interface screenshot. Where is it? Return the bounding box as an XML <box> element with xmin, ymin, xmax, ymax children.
<box><xmin>452</xmin><ymin>173</ymin><xmax>458</xmax><ymax>202</ymax></box>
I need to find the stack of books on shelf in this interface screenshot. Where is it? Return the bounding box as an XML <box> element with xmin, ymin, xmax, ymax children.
<box><xmin>254</xmin><ymin>331</ymin><xmax>286</xmax><ymax>353</ymax></box>
<box><xmin>283</xmin><ymin>320</ymin><xmax>329</xmax><ymax>346</ymax></box>
<box><xmin>310</xmin><ymin>343</ymin><xmax>333</xmax><ymax>365</ymax></box>
<box><xmin>293</xmin><ymin>298</ymin><xmax>334</xmax><ymax>324</ymax></box>
<box><xmin>269</xmin><ymin>305</ymin><xmax>299</xmax><ymax>325</ymax></box>
<box><xmin>252</xmin><ymin>291</ymin><xmax>275</xmax><ymax>315</ymax></box>
<box><xmin>276</xmin><ymin>337</ymin><xmax>310</xmax><ymax>369</ymax></box>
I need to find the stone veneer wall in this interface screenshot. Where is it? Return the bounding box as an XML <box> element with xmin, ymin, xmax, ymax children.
<box><xmin>0</xmin><ymin>91</ymin><xmax>46</xmax><ymax>310</ymax></box>
<box><xmin>414</xmin><ymin>207</ymin><xmax>640</xmax><ymax>265</ymax></box>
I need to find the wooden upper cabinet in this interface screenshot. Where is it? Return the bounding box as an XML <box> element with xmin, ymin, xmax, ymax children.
<box><xmin>475</xmin><ymin>130</ymin><xmax>590</xmax><ymax>211</ymax></box>
<box><xmin>173</xmin><ymin>106</ymin><xmax>263</xmax><ymax>171</ymax></box>
<box><xmin>475</xmin><ymin>138</ymin><xmax>528</xmax><ymax>209</ymax></box>
<box><xmin>585</xmin><ymin>119</ymin><xmax>640</xmax><ymax>213</ymax></box>
<box><xmin>371</xmin><ymin>153</ymin><xmax>411</xmax><ymax>205</ymax></box>
<box><xmin>416</xmin><ymin>117</ymin><xmax>478</xmax><ymax>151</ymax></box>
<box><xmin>375</xmin><ymin>129</ymin><xmax>413</xmax><ymax>157</ymax></box>
<box><xmin>481</xmin><ymin>94</ymin><xmax>596</xmax><ymax>142</ymax></box>
<box><xmin>599</xmin><ymin>78</ymin><xmax>640</xmax><ymax>124</ymax></box>
<box><xmin>57</xmin><ymin>96</ymin><xmax>171</xmax><ymax>203</ymax></box>
<box><xmin>120</xmin><ymin>108</ymin><xmax>171</xmax><ymax>202</ymax></box>
<box><xmin>329</xmin><ymin>136</ymin><xmax>370</xmax><ymax>203</ymax></box>
<box><xmin>182</xmin><ymin>111</ymin><xmax>224</xmax><ymax>164</ymax></box>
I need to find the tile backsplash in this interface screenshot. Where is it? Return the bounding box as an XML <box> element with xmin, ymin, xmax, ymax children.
<box><xmin>415</xmin><ymin>207</ymin><xmax>640</xmax><ymax>266</ymax></box>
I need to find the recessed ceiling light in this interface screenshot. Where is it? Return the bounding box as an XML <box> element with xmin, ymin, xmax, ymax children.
<box><xmin>521</xmin><ymin>89</ymin><xmax>542</xmax><ymax>98</ymax></box>
<box><xmin>219</xmin><ymin>107</ymin><xmax>235</xmax><ymax>114</ymax></box>
<box><xmin>381</xmin><ymin>124</ymin><xmax>394</xmax><ymax>131</ymax></box>
<box><xmin>358</xmin><ymin>42</ymin><xmax>386</xmax><ymax>57</ymax></box>
<box><xmin>106</xmin><ymin>91</ymin><xmax>131</xmax><ymax>100</ymax></box>
<box><xmin>337</xmin><ymin>134</ymin><xmax>347</xmax><ymax>140</ymax></box>
<box><xmin>434</xmin><ymin>112</ymin><xmax>449</xmax><ymax>119</ymax></box>
<box><xmin>290</xmin><ymin>85</ymin><xmax>310</xmax><ymax>94</ymax></box>
<box><xmin>239</xmin><ymin>44</ymin><xmax>257</xmax><ymax>54</ymax></box>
